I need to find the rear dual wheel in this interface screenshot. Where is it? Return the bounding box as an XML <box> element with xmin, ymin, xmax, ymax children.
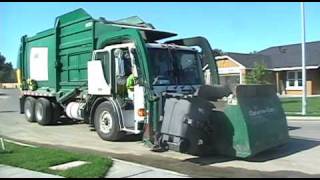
<box><xmin>24</xmin><ymin>97</ymin><xmax>59</xmax><ymax>125</ymax></box>
<box><xmin>35</xmin><ymin>98</ymin><xmax>54</xmax><ymax>125</ymax></box>
<box><xmin>24</xmin><ymin>97</ymin><xmax>36</xmax><ymax>122</ymax></box>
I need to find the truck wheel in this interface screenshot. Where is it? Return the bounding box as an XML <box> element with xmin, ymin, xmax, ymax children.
<box><xmin>24</xmin><ymin>96</ymin><xmax>36</xmax><ymax>122</ymax></box>
<box><xmin>35</xmin><ymin>98</ymin><xmax>53</xmax><ymax>126</ymax></box>
<box><xmin>51</xmin><ymin>102</ymin><xmax>61</xmax><ymax>124</ymax></box>
<box><xmin>94</xmin><ymin>101</ymin><xmax>124</xmax><ymax>141</ymax></box>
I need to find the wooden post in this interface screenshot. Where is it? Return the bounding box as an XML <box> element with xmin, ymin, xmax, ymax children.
<box><xmin>276</xmin><ymin>72</ymin><xmax>280</xmax><ymax>94</ymax></box>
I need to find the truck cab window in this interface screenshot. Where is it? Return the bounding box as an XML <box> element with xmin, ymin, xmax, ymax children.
<box><xmin>112</xmin><ymin>48</ymin><xmax>134</xmax><ymax>101</ymax></box>
<box><xmin>149</xmin><ymin>48</ymin><xmax>201</xmax><ymax>86</ymax></box>
<box><xmin>94</xmin><ymin>51</ymin><xmax>110</xmax><ymax>83</ymax></box>
<box><xmin>113</xmin><ymin>48</ymin><xmax>132</xmax><ymax>77</ymax></box>
<box><xmin>130</xmin><ymin>48</ymin><xmax>143</xmax><ymax>85</ymax></box>
<box><xmin>174</xmin><ymin>51</ymin><xmax>201</xmax><ymax>84</ymax></box>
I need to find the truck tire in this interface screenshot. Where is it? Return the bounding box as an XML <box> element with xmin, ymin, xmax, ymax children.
<box><xmin>51</xmin><ymin>102</ymin><xmax>61</xmax><ymax>124</ymax></box>
<box><xmin>35</xmin><ymin>98</ymin><xmax>53</xmax><ymax>126</ymax></box>
<box><xmin>24</xmin><ymin>96</ymin><xmax>36</xmax><ymax>122</ymax></box>
<box><xmin>94</xmin><ymin>101</ymin><xmax>124</xmax><ymax>141</ymax></box>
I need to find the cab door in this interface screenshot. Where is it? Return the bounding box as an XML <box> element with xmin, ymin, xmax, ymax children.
<box><xmin>95</xmin><ymin>29</ymin><xmax>154</xmax><ymax>136</ymax></box>
<box><xmin>111</xmin><ymin>46</ymin><xmax>135</xmax><ymax>130</ymax></box>
<box><xmin>109</xmin><ymin>44</ymin><xmax>145</xmax><ymax>132</ymax></box>
<box><xmin>88</xmin><ymin>50</ymin><xmax>112</xmax><ymax>95</ymax></box>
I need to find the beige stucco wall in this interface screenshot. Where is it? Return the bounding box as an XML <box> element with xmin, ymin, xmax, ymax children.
<box><xmin>216</xmin><ymin>57</ymin><xmax>320</xmax><ymax>95</ymax></box>
<box><xmin>309</xmin><ymin>69</ymin><xmax>320</xmax><ymax>94</ymax></box>
<box><xmin>216</xmin><ymin>58</ymin><xmax>240</xmax><ymax>68</ymax></box>
<box><xmin>0</xmin><ymin>83</ymin><xmax>18</xmax><ymax>89</ymax></box>
<box><xmin>276</xmin><ymin>69</ymin><xmax>319</xmax><ymax>95</ymax></box>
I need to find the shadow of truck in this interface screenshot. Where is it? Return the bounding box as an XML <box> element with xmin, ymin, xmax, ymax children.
<box><xmin>183</xmin><ymin>137</ymin><xmax>320</xmax><ymax>165</ymax></box>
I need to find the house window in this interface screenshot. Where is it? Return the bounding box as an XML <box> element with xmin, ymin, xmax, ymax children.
<box><xmin>286</xmin><ymin>71</ymin><xmax>302</xmax><ymax>90</ymax></box>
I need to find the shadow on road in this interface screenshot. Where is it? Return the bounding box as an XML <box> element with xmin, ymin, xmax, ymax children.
<box><xmin>182</xmin><ymin>137</ymin><xmax>320</xmax><ymax>165</ymax></box>
<box><xmin>247</xmin><ymin>137</ymin><xmax>320</xmax><ymax>162</ymax></box>
<box><xmin>0</xmin><ymin>92</ymin><xmax>7</xmax><ymax>96</ymax></box>
<box><xmin>89</xmin><ymin>127</ymin><xmax>143</xmax><ymax>142</ymax></box>
<box><xmin>182</xmin><ymin>155</ymin><xmax>236</xmax><ymax>166</ymax></box>
<box><xmin>119</xmin><ymin>134</ymin><xmax>144</xmax><ymax>142</ymax></box>
<box><xmin>0</xmin><ymin>110</ymin><xmax>17</xmax><ymax>113</ymax></box>
<box><xmin>54</xmin><ymin>117</ymin><xmax>84</xmax><ymax>126</ymax></box>
<box><xmin>288</xmin><ymin>126</ymin><xmax>301</xmax><ymax>131</ymax></box>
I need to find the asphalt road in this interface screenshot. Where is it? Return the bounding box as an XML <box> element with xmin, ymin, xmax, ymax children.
<box><xmin>0</xmin><ymin>89</ymin><xmax>319</xmax><ymax>178</ymax></box>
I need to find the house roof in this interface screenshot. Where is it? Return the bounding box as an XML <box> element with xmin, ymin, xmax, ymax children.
<box><xmin>258</xmin><ymin>41</ymin><xmax>320</xmax><ymax>68</ymax></box>
<box><xmin>223</xmin><ymin>52</ymin><xmax>272</xmax><ymax>69</ymax></box>
<box><xmin>217</xmin><ymin>41</ymin><xmax>320</xmax><ymax>69</ymax></box>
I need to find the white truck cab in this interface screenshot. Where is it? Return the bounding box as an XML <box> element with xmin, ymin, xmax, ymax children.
<box><xmin>88</xmin><ymin>42</ymin><xmax>204</xmax><ymax>135</ymax></box>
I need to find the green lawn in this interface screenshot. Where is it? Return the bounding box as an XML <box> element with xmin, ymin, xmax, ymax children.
<box><xmin>281</xmin><ymin>96</ymin><xmax>320</xmax><ymax>116</ymax></box>
<box><xmin>0</xmin><ymin>141</ymin><xmax>112</xmax><ymax>178</ymax></box>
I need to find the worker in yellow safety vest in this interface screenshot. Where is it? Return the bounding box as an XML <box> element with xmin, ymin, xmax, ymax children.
<box><xmin>126</xmin><ymin>71</ymin><xmax>136</xmax><ymax>100</ymax></box>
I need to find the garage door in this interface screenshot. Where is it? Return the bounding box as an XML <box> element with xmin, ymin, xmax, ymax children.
<box><xmin>220</xmin><ymin>74</ymin><xmax>240</xmax><ymax>93</ymax></box>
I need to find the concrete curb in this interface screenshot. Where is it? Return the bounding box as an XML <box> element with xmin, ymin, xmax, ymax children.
<box><xmin>106</xmin><ymin>159</ymin><xmax>189</xmax><ymax>178</ymax></box>
<box><xmin>286</xmin><ymin>116</ymin><xmax>320</xmax><ymax>121</ymax></box>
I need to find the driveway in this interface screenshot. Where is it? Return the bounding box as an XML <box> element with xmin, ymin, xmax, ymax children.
<box><xmin>0</xmin><ymin>89</ymin><xmax>319</xmax><ymax>178</ymax></box>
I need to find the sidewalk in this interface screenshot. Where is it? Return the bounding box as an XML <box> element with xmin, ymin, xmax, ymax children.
<box><xmin>0</xmin><ymin>165</ymin><xmax>63</xmax><ymax>178</ymax></box>
<box><xmin>286</xmin><ymin>116</ymin><xmax>320</xmax><ymax>121</ymax></box>
<box><xmin>106</xmin><ymin>159</ymin><xmax>189</xmax><ymax>178</ymax></box>
<box><xmin>279</xmin><ymin>95</ymin><xmax>320</xmax><ymax>98</ymax></box>
<box><xmin>0</xmin><ymin>159</ymin><xmax>189</xmax><ymax>178</ymax></box>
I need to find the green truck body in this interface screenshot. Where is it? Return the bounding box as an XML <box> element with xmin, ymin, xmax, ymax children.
<box><xmin>18</xmin><ymin>9</ymin><xmax>154</xmax><ymax>98</ymax></box>
<box><xmin>17</xmin><ymin>8</ymin><xmax>288</xmax><ymax>158</ymax></box>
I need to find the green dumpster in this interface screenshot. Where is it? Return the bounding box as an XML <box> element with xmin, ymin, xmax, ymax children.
<box><xmin>212</xmin><ymin>85</ymin><xmax>289</xmax><ymax>158</ymax></box>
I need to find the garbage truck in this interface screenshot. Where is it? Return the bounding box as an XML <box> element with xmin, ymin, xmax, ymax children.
<box><xmin>16</xmin><ymin>8</ymin><xmax>289</xmax><ymax>158</ymax></box>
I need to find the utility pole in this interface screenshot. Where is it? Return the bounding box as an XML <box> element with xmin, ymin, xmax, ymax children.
<box><xmin>301</xmin><ymin>2</ymin><xmax>307</xmax><ymax>115</ymax></box>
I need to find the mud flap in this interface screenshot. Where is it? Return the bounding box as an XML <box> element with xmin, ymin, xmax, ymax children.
<box><xmin>213</xmin><ymin>85</ymin><xmax>289</xmax><ymax>158</ymax></box>
<box><xmin>19</xmin><ymin>96</ymin><xmax>25</xmax><ymax>114</ymax></box>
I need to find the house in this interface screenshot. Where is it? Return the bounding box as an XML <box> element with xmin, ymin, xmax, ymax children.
<box><xmin>213</xmin><ymin>41</ymin><xmax>320</xmax><ymax>95</ymax></box>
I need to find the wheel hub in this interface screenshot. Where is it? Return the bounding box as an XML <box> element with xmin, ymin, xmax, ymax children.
<box><xmin>25</xmin><ymin>101</ymin><xmax>32</xmax><ymax>118</ymax></box>
<box><xmin>100</xmin><ymin>111</ymin><xmax>112</xmax><ymax>134</ymax></box>
<box><xmin>35</xmin><ymin>104</ymin><xmax>43</xmax><ymax>121</ymax></box>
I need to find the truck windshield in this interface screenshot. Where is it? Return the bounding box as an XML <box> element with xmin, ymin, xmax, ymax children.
<box><xmin>148</xmin><ymin>48</ymin><xmax>202</xmax><ymax>86</ymax></box>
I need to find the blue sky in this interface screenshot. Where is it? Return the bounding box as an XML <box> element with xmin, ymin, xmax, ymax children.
<box><xmin>1</xmin><ymin>2</ymin><xmax>320</xmax><ymax>67</ymax></box>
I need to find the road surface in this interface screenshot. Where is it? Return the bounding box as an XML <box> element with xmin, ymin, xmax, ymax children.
<box><xmin>0</xmin><ymin>89</ymin><xmax>319</xmax><ymax>178</ymax></box>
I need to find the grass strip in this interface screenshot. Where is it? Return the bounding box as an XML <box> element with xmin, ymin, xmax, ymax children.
<box><xmin>0</xmin><ymin>141</ymin><xmax>112</xmax><ymax>178</ymax></box>
<box><xmin>281</xmin><ymin>97</ymin><xmax>320</xmax><ymax>117</ymax></box>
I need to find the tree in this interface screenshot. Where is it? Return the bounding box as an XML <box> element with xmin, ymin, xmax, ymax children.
<box><xmin>0</xmin><ymin>53</ymin><xmax>16</xmax><ymax>83</ymax></box>
<box><xmin>249</xmin><ymin>50</ymin><xmax>257</xmax><ymax>54</ymax></box>
<box><xmin>212</xmin><ymin>49</ymin><xmax>224</xmax><ymax>57</ymax></box>
<box><xmin>245</xmin><ymin>62</ymin><xmax>272</xmax><ymax>85</ymax></box>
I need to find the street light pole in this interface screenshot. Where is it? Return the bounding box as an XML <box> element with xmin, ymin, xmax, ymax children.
<box><xmin>301</xmin><ymin>2</ymin><xmax>307</xmax><ymax>115</ymax></box>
